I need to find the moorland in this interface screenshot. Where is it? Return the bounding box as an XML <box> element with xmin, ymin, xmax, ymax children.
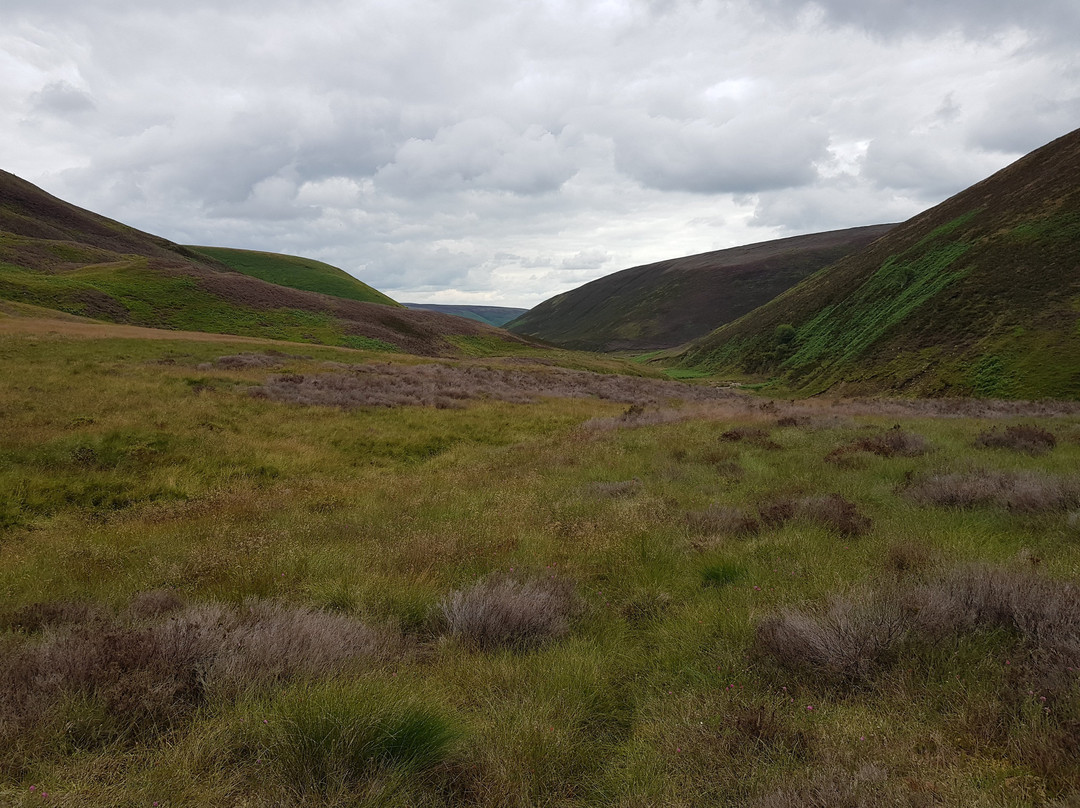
<box><xmin>2</xmin><ymin>127</ymin><xmax>1080</xmax><ymax>807</ymax></box>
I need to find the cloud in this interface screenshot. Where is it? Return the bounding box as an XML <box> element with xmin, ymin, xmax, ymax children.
<box><xmin>0</xmin><ymin>0</ymin><xmax>1076</xmax><ymax>306</ymax></box>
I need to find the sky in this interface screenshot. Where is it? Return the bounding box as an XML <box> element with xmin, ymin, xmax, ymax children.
<box><xmin>2</xmin><ymin>1</ymin><xmax>1078</xmax><ymax>307</ymax></box>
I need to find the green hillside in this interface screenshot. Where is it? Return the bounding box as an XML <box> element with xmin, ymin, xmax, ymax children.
<box><xmin>0</xmin><ymin>170</ymin><xmax>532</xmax><ymax>357</ymax></box>
<box><xmin>189</xmin><ymin>246</ymin><xmax>400</xmax><ymax>307</ymax></box>
<box><xmin>506</xmin><ymin>225</ymin><xmax>894</xmax><ymax>352</ymax></box>
<box><xmin>679</xmin><ymin>127</ymin><xmax>1080</xmax><ymax>399</ymax></box>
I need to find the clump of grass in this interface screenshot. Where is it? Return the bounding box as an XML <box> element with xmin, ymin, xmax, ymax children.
<box><xmin>827</xmin><ymin>427</ymin><xmax>930</xmax><ymax>464</ymax></box>
<box><xmin>720</xmin><ymin>426</ymin><xmax>782</xmax><ymax>449</ymax></box>
<box><xmin>686</xmin><ymin>505</ymin><xmax>761</xmax><ymax>541</ymax></box>
<box><xmin>257</xmin><ymin>681</ymin><xmax>460</xmax><ymax>797</ymax></box>
<box><xmin>438</xmin><ymin>575</ymin><xmax>581</xmax><ymax>651</ymax></box>
<box><xmin>1</xmin><ymin>600</ymin><xmax>106</xmax><ymax>632</ymax></box>
<box><xmin>755</xmin><ymin>594</ymin><xmax>907</xmax><ymax>685</ymax></box>
<box><xmin>620</xmin><ymin>588</ymin><xmax>672</xmax><ymax>625</ymax></box>
<box><xmin>759</xmin><ymin>494</ymin><xmax>872</xmax><ymax>537</ymax></box>
<box><xmin>975</xmin><ymin>423</ymin><xmax>1057</xmax><ymax>455</ymax></box>
<box><xmin>701</xmin><ymin>562</ymin><xmax>745</xmax><ymax>588</ymax></box>
<box><xmin>905</xmin><ymin>470</ymin><xmax>1080</xmax><ymax>512</ymax></box>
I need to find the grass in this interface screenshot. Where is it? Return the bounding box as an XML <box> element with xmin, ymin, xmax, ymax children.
<box><xmin>187</xmin><ymin>246</ymin><xmax>401</xmax><ymax>307</ymax></box>
<box><xmin>3</xmin><ymin>323</ymin><xmax>1080</xmax><ymax>805</ymax></box>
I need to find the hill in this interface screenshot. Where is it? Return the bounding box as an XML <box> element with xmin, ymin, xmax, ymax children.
<box><xmin>505</xmin><ymin>225</ymin><xmax>894</xmax><ymax>352</ymax></box>
<box><xmin>0</xmin><ymin>170</ymin><xmax>530</xmax><ymax>356</ymax></box>
<box><xmin>188</xmin><ymin>245</ymin><xmax>400</xmax><ymax>307</ymax></box>
<box><xmin>677</xmin><ymin>127</ymin><xmax>1080</xmax><ymax>398</ymax></box>
<box><xmin>404</xmin><ymin>303</ymin><xmax>529</xmax><ymax>327</ymax></box>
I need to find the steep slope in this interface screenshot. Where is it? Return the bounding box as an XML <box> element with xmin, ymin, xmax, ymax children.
<box><xmin>0</xmin><ymin>170</ymin><xmax>531</xmax><ymax>356</ymax></box>
<box><xmin>405</xmin><ymin>304</ymin><xmax>530</xmax><ymax>327</ymax></box>
<box><xmin>679</xmin><ymin>128</ymin><xmax>1080</xmax><ymax>399</ymax></box>
<box><xmin>188</xmin><ymin>246</ymin><xmax>400</xmax><ymax>307</ymax></box>
<box><xmin>505</xmin><ymin>225</ymin><xmax>894</xmax><ymax>352</ymax></box>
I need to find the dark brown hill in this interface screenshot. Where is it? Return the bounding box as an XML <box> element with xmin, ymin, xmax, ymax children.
<box><xmin>0</xmin><ymin>171</ymin><xmax>531</xmax><ymax>356</ymax></box>
<box><xmin>505</xmin><ymin>225</ymin><xmax>894</xmax><ymax>352</ymax></box>
<box><xmin>678</xmin><ymin>127</ymin><xmax>1080</xmax><ymax>398</ymax></box>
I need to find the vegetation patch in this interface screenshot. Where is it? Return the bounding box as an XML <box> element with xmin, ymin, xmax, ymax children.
<box><xmin>905</xmin><ymin>470</ymin><xmax>1080</xmax><ymax>512</ymax></box>
<box><xmin>975</xmin><ymin>423</ymin><xmax>1057</xmax><ymax>455</ymax></box>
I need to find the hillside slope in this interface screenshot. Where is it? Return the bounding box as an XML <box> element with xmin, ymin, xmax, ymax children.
<box><xmin>405</xmin><ymin>303</ymin><xmax>529</xmax><ymax>327</ymax></box>
<box><xmin>0</xmin><ymin>171</ymin><xmax>530</xmax><ymax>356</ymax></box>
<box><xmin>505</xmin><ymin>225</ymin><xmax>894</xmax><ymax>352</ymax></box>
<box><xmin>679</xmin><ymin>128</ymin><xmax>1080</xmax><ymax>399</ymax></box>
<box><xmin>188</xmin><ymin>245</ymin><xmax>400</xmax><ymax>307</ymax></box>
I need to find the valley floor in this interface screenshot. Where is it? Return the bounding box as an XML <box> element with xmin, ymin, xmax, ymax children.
<box><xmin>2</xmin><ymin>317</ymin><xmax>1080</xmax><ymax>807</ymax></box>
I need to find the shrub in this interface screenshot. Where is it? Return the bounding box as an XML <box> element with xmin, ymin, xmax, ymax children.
<box><xmin>828</xmin><ymin>427</ymin><xmax>930</xmax><ymax>463</ymax></box>
<box><xmin>720</xmin><ymin>427</ymin><xmax>782</xmax><ymax>449</ymax></box>
<box><xmin>975</xmin><ymin>424</ymin><xmax>1057</xmax><ymax>455</ymax></box>
<box><xmin>438</xmin><ymin>575</ymin><xmax>581</xmax><ymax>650</ymax></box>
<box><xmin>906</xmin><ymin>470</ymin><xmax>1080</xmax><ymax>512</ymax></box>
<box><xmin>686</xmin><ymin>505</ymin><xmax>760</xmax><ymax>539</ymax></box>
<box><xmin>755</xmin><ymin>596</ymin><xmax>907</xmax><ymax>685</ymax></box>
<box><xmin>759</xmin><ymin>495</ymin><xmax>871</xmax><ymax>537</ymax></box>
<box><xmin>1</xmin><ymin>600</ymin><xmax>106</xmax><ymax>632</ymax></box>
<box><xmin>884</xmin><ymin>540</ymin><xmax>933</xmax><ymax>575</ymax></box>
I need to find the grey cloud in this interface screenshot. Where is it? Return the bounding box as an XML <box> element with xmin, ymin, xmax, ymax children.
<box><xmin>30</xmin><ymin>81</ymin><xmax>95</xmax><ymax>115</ymax></box>
<box><xmin>758</xmin><ymin>0</ymin><xmax>1080</xmax><ymax>40</ymax></box>
<box><xmin>613</xmin><ymin>113</ymin><xmax>829</xmax><ymax>194</ymax></box>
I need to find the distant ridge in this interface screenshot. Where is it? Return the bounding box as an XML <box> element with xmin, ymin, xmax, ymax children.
<box><xmin>405</xmin><ymin>303</ymin><xmax>529</xmax><ymax>327</ymax></box>
<box><xmin>0</xmin><ymin>170</ymin><xmax>532</xmax><ymax>356</ymax></box>
<box><xmin>505</xmin><ymin>224</ymin><xmax>894</xmax><ymax>352</ymax></box>
<box><xmin>678</xmin><ymin>128</ymin><xmax>1080</xmax><ymax>399</ymax></box>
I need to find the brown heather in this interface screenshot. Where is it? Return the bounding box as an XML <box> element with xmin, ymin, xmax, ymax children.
<box><xmin>720</xmin><ymin>426</ymin><xmax>782</xmax><ymax>449</ymax></box>
<box><xmin>827</xmin><ymin>427</ymin><xmax>931</xmax><ymax>464</ymax></box>
<box><xmin>759</xmin><ymin>494</ymin><xmax>872</xmax><ymax>537</ymax></box>
<box><xmin>251</xmin><ymin>361</ymin><xmax>743</xmax><ymax>410</ymax></box>
<box><xmin>685</xmin><ymin>505</ymin><xmax>761</xmax><ymax>539</ymax></box>
<box><xmin>905</xmin><ymin>470</ymin><xmax>1080</xmax><ymax>512</ymax></box>
<box><xmin>438</xmin><ymin>575</ymin><xmax>582</xmax><ymax>651</ymax></box>
<box><xmin>975</xmin><ymin>423</ymin><xmax>1058</xmax><ymax>455</ymax></box>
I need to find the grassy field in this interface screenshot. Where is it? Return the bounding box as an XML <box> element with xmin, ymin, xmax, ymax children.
<box><xmin>187</xmin><ymin>247</ymin><xmax>401</xmax><ymax>308</ymax></box>
<box><xmin>3</xmin><ymin>320</ymin><xmax>1080</xmax><ymax>806</ymax></box>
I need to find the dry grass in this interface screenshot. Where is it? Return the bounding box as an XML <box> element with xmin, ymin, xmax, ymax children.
<box><xmin>438</xmin><ymin>575</ymin><xmax>581</xmax><ymax>650</ymax></box>
<box><xmin>975</xmin><ymin>424</ymin><xmax>1058</xmax><ymax>455</ymax></box>
<box><xmin>586</xmin><ymin>478</ymin><xmax>642</xmax><ymax>498</ymax></box>
<box><xmin>905</xmin><ymin>470</ymin><xmax>1080</xmax><ymax>512</ymax></box>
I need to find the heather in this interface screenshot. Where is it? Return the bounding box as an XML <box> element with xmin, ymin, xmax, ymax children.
<box><xmin>3</xmin><ymin>329</ymin><xmax>1080</xmax><ymax>805</ymax></box>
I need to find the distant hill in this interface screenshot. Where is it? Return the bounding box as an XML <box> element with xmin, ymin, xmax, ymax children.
<box><xmin>189</xmin><ymin>246</ymin><xmax>400</xmax><ymax>307</ymax></box>
<box><xmin>0</xmin><ymin>170</ymin><xmax>532</xmax><ymax>356</ymax></box>
<box><xmin>678</xmin><ymin>128</ymin><xmax>1080</xmax><ymax>399</ymax></box>
<box><xmin>505</xmin><ymin>225</ymin><xmax>894</xmax><ymax>352</ymax></box>
<box><xmin>405</xmin><ymin>303</ymin><xmax>529</xmax><ymax>327</ymax></box>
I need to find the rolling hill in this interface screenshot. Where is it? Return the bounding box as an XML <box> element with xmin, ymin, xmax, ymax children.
<box><xmin>678</xmin><ymin>127</ymin><xmax>1080</xmax><ymax>399</ymax></box>
<box><xmin>0</xmin><ymin>170</ymin><xmax>531</xmax><ymax>356</ymax></box>
<box><xmin>188</xmin><ymin>245</ymin><xmax>400</xmax><ymax>307</ymax></box>
<box><xmin>404</xmin><ymin>303</ymin><xmax>529</xmax><ymax>327</ymax></box>
<box><xmin>505</xmin><ymin>224</ymin><xmax>895</xmax><ymax>352</ymax></box>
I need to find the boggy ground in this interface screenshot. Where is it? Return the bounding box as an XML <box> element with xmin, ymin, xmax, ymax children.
<box><xmin>3</xmin><ymin>325</ymin><xmax>1080</xmax><ymax>807</ymax></box>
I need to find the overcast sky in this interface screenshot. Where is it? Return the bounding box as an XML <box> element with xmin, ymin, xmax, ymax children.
<box><xmin>2</xmin><ymin>1</ymin><xmax>1077</xmax><ymax>306</ymax></box>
